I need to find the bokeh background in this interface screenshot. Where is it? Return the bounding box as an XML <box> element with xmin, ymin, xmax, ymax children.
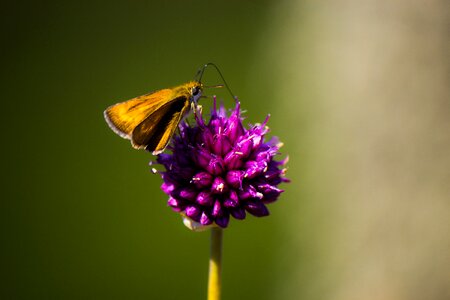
<box><xmin>1</xmin><ymin>0</ymin><xmax>449</xmax><ymax>299</ymax></box>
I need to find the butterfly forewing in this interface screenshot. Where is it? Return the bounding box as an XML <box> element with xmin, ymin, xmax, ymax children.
<box><xmin>104</xmin><ymin>89</ymin><xmax>173</xmax><ymax>139</ymax></box>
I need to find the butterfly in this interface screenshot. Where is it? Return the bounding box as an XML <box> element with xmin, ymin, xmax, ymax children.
<box><xmin>104</xmin><ymin>81</ymin><xmax>203</xmax><ymax>155</ymax></box>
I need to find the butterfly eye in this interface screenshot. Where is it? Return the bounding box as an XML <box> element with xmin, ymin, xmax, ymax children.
<box><xmin>192</xmin><ymin>86</ymin><xmax>200</xmax><ymax>96</ymax></box>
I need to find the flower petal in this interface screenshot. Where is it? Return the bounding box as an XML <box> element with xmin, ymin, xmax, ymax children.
<box><xmin>215</xmin><ymin>213</ymin><xmax>230</xmax><ymax>228</ymax></box>
<box><xmin>211</xmin><ymin>177</ymin><xmax>227</xmax><ymax>194</ymax></box>
<box><xmin>212</xmin><ymin>199</ymin><xmax>223</xmax><ymax>217</ymax></box>
<box><xmin>245</xmin><ymin>201</ymin><xmax>269</xmax><ymax>217</ymax></box>
<box><xmin>200</xmin><ymin>212</ymin><xmax>213</xmax><ymax>225</ymax></box>
<box><xmin>191</xmin><ymin>171</ymin><xmax>213</xmax><ymax>189</ymax></box>
<box><xmin>185</xmin><ymin>205</ymin><xmax>201</xmax><ymax>218</ymax></box>
<box><xmin>196</xmin><ymin>191</ymin><xmax>214</xmax><ymax>206</ymax></box>
<box><xmin>230</xmin><ymin>207</ymin><xmax>246</xmax><ymax>220</ymax></box>
<box><xmin>225</xmin><ymin>170</ymin><xmax>244</xmax><ymax>189</ymax></box>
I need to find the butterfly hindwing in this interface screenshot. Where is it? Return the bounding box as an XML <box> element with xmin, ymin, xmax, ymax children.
<box><xmin>131</xmin><ymin>96</ymin><xmax>190</xmax><ymax>153</ymax></box>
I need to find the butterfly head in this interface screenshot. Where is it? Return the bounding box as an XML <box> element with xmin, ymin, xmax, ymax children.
<box><xmin>185</xmin><ymin>81</ymin><xmax>203</xmax><ymax>104</ymax></box>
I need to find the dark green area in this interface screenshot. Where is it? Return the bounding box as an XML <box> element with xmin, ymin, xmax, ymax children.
<box><xmin>0</xmin><ymin>1</ymin><xmax>305</xmax><ymax>299</ymax></box>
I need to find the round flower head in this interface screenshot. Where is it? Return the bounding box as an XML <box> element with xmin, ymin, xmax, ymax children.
<box><xmin>153</xmin><ymin>98</ymin><xmax>289</xmax><ymax>230</ymax></box>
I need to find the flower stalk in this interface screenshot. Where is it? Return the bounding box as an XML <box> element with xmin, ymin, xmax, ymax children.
<box><xmin>208</xmin><ymin>227</ymin><xmax>223</xmax><ymax>300</ymax></box>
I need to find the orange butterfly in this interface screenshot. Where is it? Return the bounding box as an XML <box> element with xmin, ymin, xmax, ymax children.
<box><xmin>104</xmin><ymin>81</ymin><xmax>202</xmax><ymax>155</ymax></box>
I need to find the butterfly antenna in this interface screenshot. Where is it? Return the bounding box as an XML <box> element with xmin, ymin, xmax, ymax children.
<box><xmin>195</xmin><ymin>63</ymin><xmax>236</xmax><ymax>102</ymax></box>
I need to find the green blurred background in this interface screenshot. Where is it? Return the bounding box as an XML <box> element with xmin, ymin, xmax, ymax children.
<box><xmin>1</xmin><ymin>1</ymin><xmax>448</xmax><ymax>299</ymax></box>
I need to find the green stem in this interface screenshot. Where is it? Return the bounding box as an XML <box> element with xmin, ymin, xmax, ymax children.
<box><xmin>207</xmin><ymin>227</ymin><xmax>223</xmax><ymax>300</ymax></box>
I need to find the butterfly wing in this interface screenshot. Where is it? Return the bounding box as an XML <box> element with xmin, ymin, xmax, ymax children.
<box><xmin>104</xmin><ymin>89</ymin><xmax>173</xmax><ymax>140</ymax></box>
<box><xmin>132</xmin><ymin>96</ymin><xmax>190</xmax><ymax>153</ymax></box>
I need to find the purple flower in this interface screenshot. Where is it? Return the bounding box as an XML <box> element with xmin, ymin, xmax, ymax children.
<box><xmin>154</xmin><ymin>98</ymin><xmax>289</xmax><ymax>230</ymax></box>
